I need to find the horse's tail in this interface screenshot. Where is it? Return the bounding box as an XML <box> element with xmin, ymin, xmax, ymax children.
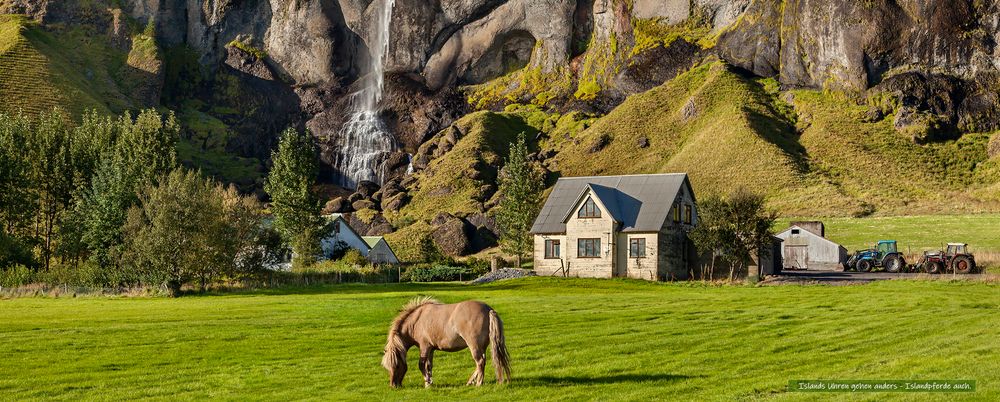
<box><xmin>489</xmin><ymin>309</ymin><xmax>511</xmax><ymax>384</ymax></box>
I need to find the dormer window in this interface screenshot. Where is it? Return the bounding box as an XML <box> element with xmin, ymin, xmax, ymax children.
<box><xmin>578</xmin><ymin>197</ymin><xmax>601</xmax><ymax>218</ymax></box>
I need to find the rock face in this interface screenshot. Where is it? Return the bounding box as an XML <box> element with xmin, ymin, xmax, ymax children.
<box><xmin>717</xmin><ymin>0</ymin><xmax>1000</xmax><ymax>92</ymax></box>
<box><xmin>422</xmin><ymin>0</ymin><xmax>577</xmax><ymax>90</ymax></box>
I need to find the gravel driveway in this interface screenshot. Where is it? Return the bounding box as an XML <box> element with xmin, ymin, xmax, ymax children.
<box><xmin>764</xmin><ymin>270</ymin><xmax>986</xmax><ymax>285</ymax></box>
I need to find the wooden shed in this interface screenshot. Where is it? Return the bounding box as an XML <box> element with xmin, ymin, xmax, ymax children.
<box><xmin>775</xmin><ymin>222</ymin><xmax>847</xmax><ymax>271</ymax></box>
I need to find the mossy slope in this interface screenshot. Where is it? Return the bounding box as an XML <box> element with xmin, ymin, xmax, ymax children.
<box><xmin>553</xmin><ymin>61</ymin><xmax>806</xmax><ymax>202</ymax></box>
<box><xmin>551</xmin><ymin>61</ymin><xmax>999</xmax><ymax>216</ymax></box>
<box><xmin>0</xmin><ymin>15</ymin><xmax>130</xmax><ymax>117</ymax></box>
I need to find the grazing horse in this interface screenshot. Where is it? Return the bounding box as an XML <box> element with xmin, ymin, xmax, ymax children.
<box><xmin>381</xmin><ymin>297</ymin><xmax>511</xmax><ymax>388</ymax></box>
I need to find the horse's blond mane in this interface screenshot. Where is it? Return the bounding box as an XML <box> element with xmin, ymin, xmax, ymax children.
<box><xmin>382</xmin><ymin>296</ymin><xmax>441</xmax><ymax>370</ymax></box>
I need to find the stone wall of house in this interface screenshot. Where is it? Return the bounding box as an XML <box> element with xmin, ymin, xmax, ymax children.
<box><xmin>563</xmin><ymin>207</ymin><xmax>616</xmax><ymax>278</ymax></box>
<box><xmin>623</xmin><ymin>232</ymin><xmax>659</xmax><ymax>280</ymax></box>
<box><xmin>533</xmin><ymin>234</ymin><xmax>568</xmax><ymax>276</ymax></box>
<box><xmin>657</xmin><ymin>185</ymin><xmax>698</xmax><ymax>280</ymax></box>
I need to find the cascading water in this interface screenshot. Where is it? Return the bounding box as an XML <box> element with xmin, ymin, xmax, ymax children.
<box><xmin>332</xmin><ymin>0</ymin><xmax>396</xmax><ymax>188</ymax></box>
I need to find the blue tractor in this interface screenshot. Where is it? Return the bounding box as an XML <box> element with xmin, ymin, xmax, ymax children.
<box><xmin>845</xmin><ymin>240</ymin><xmax>907</xmax><ymax>273</ymax></box>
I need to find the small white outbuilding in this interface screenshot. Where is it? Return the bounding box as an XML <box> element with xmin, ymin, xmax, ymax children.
<box><xmin>774</xmin><ymin>222</ymin><xmax>847</xmax><ymax>271</ymax></box>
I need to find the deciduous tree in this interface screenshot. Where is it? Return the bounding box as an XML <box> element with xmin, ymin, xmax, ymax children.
<box><xmin>690</xmin><ymin>188</ymin><xmax>776</xmax><ymax>281</ymax></box>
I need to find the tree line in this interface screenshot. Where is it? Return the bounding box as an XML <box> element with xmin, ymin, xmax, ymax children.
<box><xmin>0</xmin><ymin>109</ymin><xmax>323</xmax><ymax>295</ymax></box>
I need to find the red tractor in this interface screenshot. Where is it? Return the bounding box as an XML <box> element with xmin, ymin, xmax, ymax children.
<box><xmin>917</xmin><ymin>243</ymin><xmax>978</xmax><ymax>274</ymax></box>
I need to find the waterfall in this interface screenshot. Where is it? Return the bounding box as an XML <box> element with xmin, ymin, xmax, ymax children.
<box><xmin>332</xmin><ymin>0</ymin><xmax>397</xmax><ymax>189</ymax></box>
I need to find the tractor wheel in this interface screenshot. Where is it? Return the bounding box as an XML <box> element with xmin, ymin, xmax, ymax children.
<box><xmin>857</xmin><ymin>259</ymin><xmax>873</xmax><ymax>272</ymax></box>
<box><xmin>885</xmin><ymin>255</ymin><xmax>904</xmax><ymax>273</ymax></box>
<box><xmin>953</xmin><ymin>256</ymin><xmax>976</xmax><ymax>274</ymax></box>
<box><xmin>925</xmin><ymin>261</ymin><xmax>943</xmax><ymax>274</ymax></box>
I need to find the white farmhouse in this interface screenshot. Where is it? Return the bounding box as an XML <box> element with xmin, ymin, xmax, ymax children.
<box><xmin>530</xmin><ymin>174</ymin><xmax>698</xmax><ymax>281</ymax></box>
<box><xmin>320</xmin><ymin>214</ymin><xmax>399</xmax><ymax>265</ymax></box>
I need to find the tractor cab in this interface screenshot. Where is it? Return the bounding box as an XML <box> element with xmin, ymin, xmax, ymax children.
<box><xmin>946</xmin><ymin>243</ymin><xmax>968</xmax><ymax>256</ymax></box>
<box><xmin>848</xmin><ymin>240</ymin><xmax>905</xmax><ymax>272</ymax></box>
<box><xmin>875</xmin><ymin>240</ymin><xmax>897</xmax><ymax>259</ymax></box>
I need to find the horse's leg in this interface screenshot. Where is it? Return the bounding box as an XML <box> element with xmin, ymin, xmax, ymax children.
<box><xmin>465</xmin><ymin>345</ymin><xmax>486</xmax><ymax>386</ymax></box>
<box><xmin>420</xmin><ymin>348</ymin><xmax>435</xmax><ymax>388</ymax></box>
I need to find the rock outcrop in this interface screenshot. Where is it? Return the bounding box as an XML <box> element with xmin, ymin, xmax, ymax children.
<box><xmin>422</xmin><ymin>0</ymin><xmax>577</xmax><ymax>90</ymax></box>
<box><xmin>717</xmin><ymin>0</ymin><xmax>1000</xmax><ymax>93</ymax></box>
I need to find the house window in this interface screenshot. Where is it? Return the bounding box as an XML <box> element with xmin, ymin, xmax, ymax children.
<box><xmin>629</xmin><ymin>238</ymin><xmax>646</xmax><ymax>258</ymax></box>
<box><xmin>333</xmin><ymin>220</ymin><xmax>340</xmax><ymax>234</ymax></box>
<box><xmin>578</xmin><ymin>238</ymin><xmax>601</xmax><ymax>258</ymax></box>
<box><xmin>791</xmin><ymin>229</ymin><xmax>800</xmax><ymax>235</ymax></box>
<box><xmin>578</xmin><ymin>197</ymin><xmax>601</xmax><ymax>218</ymax></box>
<box><xmin>545</xmin><ymin>240</ymin><xmax>561</xmax><ymax>259</ymax></box>
<box><xmin>672</xmin><ymin>204</ymin><xmax>680</xmax><ymax>222</ymax></box>
<box><xmin>684</xmin><ymin>204</ymin><xmax>693</xmax><ymax>224</ymax></box>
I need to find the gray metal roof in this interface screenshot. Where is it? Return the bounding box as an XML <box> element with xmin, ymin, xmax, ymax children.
<box><xmin>530</xmin><ymin>173</ymin><xmax>692</xmax><ymax>234</ymax></box>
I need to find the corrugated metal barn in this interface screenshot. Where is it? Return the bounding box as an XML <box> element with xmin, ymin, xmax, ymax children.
<box><xmin>774</xmin><ymin>222</ymin><xmax>847</xmax><ymax>271</ymax></box>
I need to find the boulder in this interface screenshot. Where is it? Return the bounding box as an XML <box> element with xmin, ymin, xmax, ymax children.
<box><xmin>323</xmin><ymin>197</ymin><xmax>352</xmax><ymax>214</ymax></box>
<box><xmin>587</xmin><ymin>133</ymin><xmax>611</xmax><ymax>153</ymax></box>
<box><xmin>351</xmin><ymin>199</ymin><xmax>376</xmax><ymax>211</ymax></box>
<box><xmin>382</xmin><ymin>180</ymin><xmax>405</xmax><ymax>199</ymax></box>
<box><xmin>381</xmin><ymin>193</ymin><xmax>409</xmax><ymax>212</ymax></box>
<box><xmin>430</xmin><ymin>212</ymin><xmax>472</xmax><ymax>256</ymax></box>
<box><xmin>224</xmin><ymin>42</ymin><xmax>276</xmax><ymax>81</ymax></box>
<box><xmin>636</xmin><ymin>136</ymin><xmax>650</xmax><ymax>149</ymax></box>
<box><xmin>345</xmin><ymin>210</ymin><xmax>394</xmax><ymax>236</ymax></box>
<box><xmin>355</xmin><ymin>181</ymin><xmax>380</xmax><ymax>199</ymax></box>
<box><xmin>412</xmin><ymin>154</ymin><xmax>431</xmax><ymax>171</ymax></box>
<box><xmin>465</xmin><ymin>212</ymin><xmax>499</xmax><ymax>252</ymax></box>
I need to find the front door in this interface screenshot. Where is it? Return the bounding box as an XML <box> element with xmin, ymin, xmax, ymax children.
<box><xmin>786</xmin><ymin>245</ymin><xmax>808</xmax><ymax>270</ymax></box>
<box><xmin>614</xmin><ymin>233</ymin><xmax>627</xmax><ymax>278</ymax></box>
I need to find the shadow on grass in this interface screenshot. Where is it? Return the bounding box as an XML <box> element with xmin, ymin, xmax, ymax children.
<box><xmin>517</xmin><ymin>373</ymin><xmax>694</xmax><ymax>386</ymax></box>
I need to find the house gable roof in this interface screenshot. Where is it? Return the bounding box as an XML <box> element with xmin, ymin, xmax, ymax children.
<box><xmin>531</xmin><ymin>173</ymin><xmax>692</xmax><ymax>234</ymax></box>
<box><xmin>321</xmin><ymin>213</ymin><xmax>366</xmax><ymax>248</ymax></box>
<box><xmin>560</xmin><ymin>184</ymin><xmax>621</xmax><ymax>223</ymax></box>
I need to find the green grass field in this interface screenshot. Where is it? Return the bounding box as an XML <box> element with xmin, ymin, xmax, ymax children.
<box><xmin>2</xmin><ymin>278</ymin><xmax>998</xmax><ymax>400</ymax></box>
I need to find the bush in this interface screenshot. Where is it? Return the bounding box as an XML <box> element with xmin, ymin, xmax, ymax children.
<box><xmin>464</xmin><ymin>257</ymin><xmax>491</xmax><ymax>278</ymax></box>
<box><xmin>0</xmin><ymin>264</ymin><xmax>33</xmax><ymax>287</ymax></box>
<box><xmin>286</xmin><ymin>260</ymin><xmax>398</xmax><ymax>284</ymax></box>
<box><xmin>403</xmin><ymin>264</ymin><xmax>471</xmax><ymax>282</ymax></box>
<box><xmin>340</xmin><ymin>249</ymin><xmax>368</xmax><ymax>267</ymax></box>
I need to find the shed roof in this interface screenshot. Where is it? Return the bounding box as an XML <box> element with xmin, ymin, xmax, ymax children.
<box><xmin>531</xmin><ymin>173</ymin><xmax>691</xmax><ymax>234</ymax></box>
<box><xmin>362</xmin><ymin>236</ymin><xmax>383</xmax><ymax>249</ymax></box>
<box><xmin>776</xmin><ymin>225</ymin><xmax>846</xmax><ymax>250</ymax></box>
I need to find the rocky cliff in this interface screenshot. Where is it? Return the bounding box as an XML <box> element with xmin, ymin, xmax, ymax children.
<box><xmin>5</xmin><ymin>0</ymin><xmax>1000</xmax><ymax>259</ymax></box>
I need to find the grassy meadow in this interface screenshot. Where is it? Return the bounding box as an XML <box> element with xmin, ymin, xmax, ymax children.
<box><xmin>2</xmin><ymin>278</ymin><xmax>999</xmax><ymax>400</ymax></box>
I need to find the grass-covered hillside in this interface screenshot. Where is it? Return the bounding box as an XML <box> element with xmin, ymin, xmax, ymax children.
<box><xmin>0</xmin><ymin>14</ymin><xmax>148</xmax><ymax>117</ymax></box>
<box><xmin>537</xmin><ymin>61</ymin><xmax>1000</xmax><ymax>217</ymax></box>
<box><xmin>2</xmin><ymin>278</ymin><xmax>999</xmax><ymax>399</ymax></box>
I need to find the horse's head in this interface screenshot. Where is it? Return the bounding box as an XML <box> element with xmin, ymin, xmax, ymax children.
<box><xmin>382</xmin><ymin>334</ymin><xmax>407</xmax><ymax>388</ymax></box>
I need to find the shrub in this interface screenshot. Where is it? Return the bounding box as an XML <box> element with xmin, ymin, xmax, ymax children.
<box><xmin>464</xmin><ymin>257</ymin><xmax>491</xmax><ymax>278</ymax></box>
<box><xmin>0</xmin><ymin>264</ymin><xmax>33</xmax><ymax>287</ymax></box>
<box><xmin>340</xmin><ymin>248</ymin><xmax>368</xmax><ymax>267</ymax></box>
<box><xmin>403</xmin><ymin>264</ymin><xmax>470</xmax><ymax>282</ymax></box>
